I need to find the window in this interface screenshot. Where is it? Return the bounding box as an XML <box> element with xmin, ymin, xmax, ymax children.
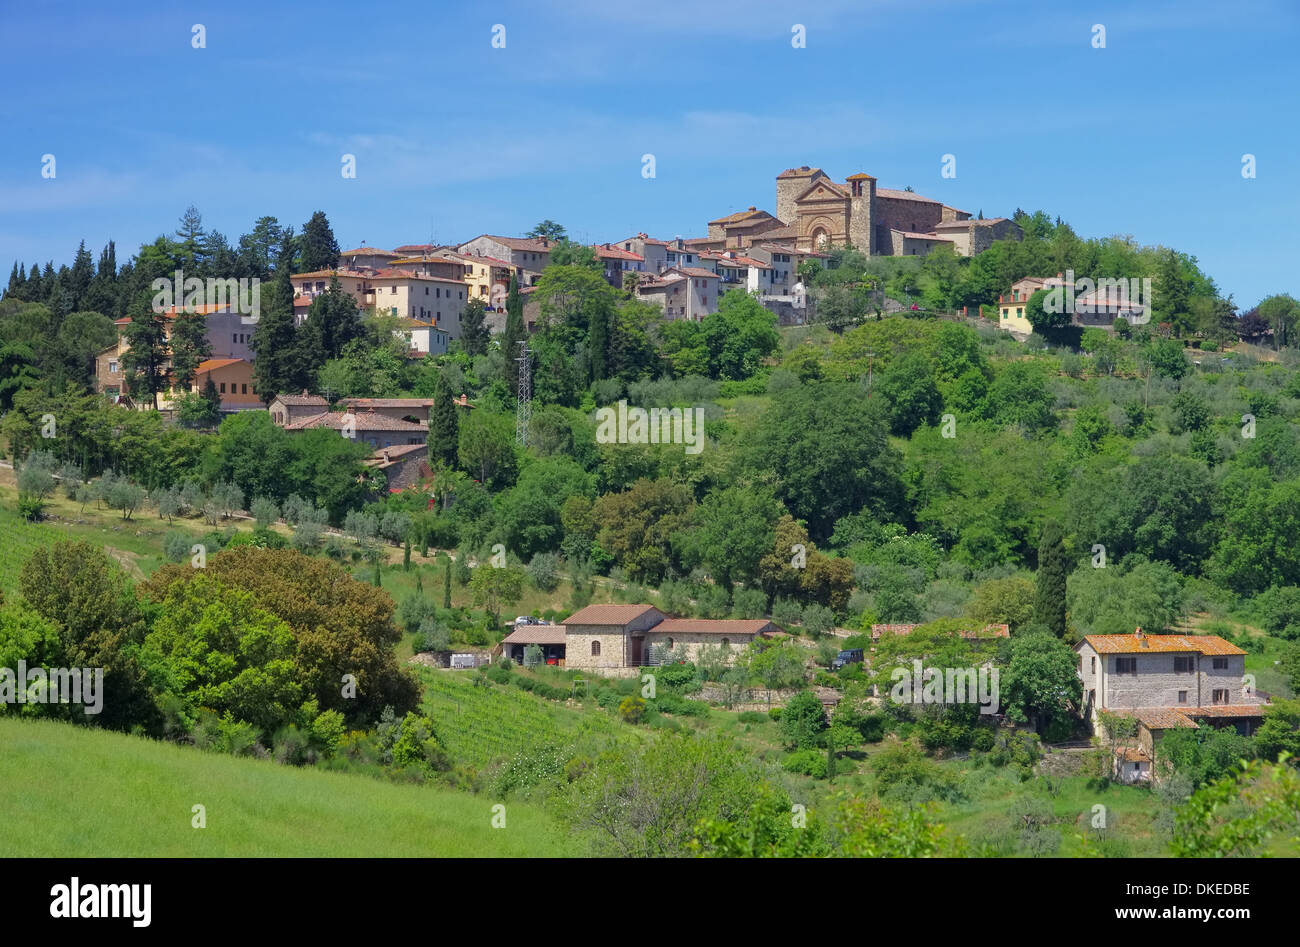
<box><xmin>720</xmin><ymin>638</ymin><xmax>730</xmax><ymax>648</ymax></box>
<box><xmin>241</xmin><ymin>384</ymin><xmax>248</xmax><ymax>395</ymax></box>
<box><xmin>390</xmin><ymin>286</ymin><xmax>396</xmax><ymax>294</ymax></box>
<box><xmin>1090</xmin><ymin>656</ymin><xmax>1096</xmax><ymax>673</ymax></box>
<box><xmin>1115</xmin><ymin>657</ymin><xmax>1137</xmax><ymax>674</ymax></box>
<box><xmin>108</xmin><ymin>361</ymin><xmax>118</xmax><ymax>373</ymax></box>
<box><xmin>219</xmin><ymin>382</ymin><xmax>226</xmax><ymax>393</ymax></box>
<box><xmin>425</xmin><ymin>287</ymin><xmax>429</xmax><ymax>295</ymax></box>
<box><xmin>1178</xmin><ymin>690</ymin><xmax>1188</xmax><ymax>704</ymax></box>
<box><xmin>1212</xmin><ymin>657</ymin><xmax>1228</xmax><ymax>670</ymax></box>
<box><xmin>591</xmin><ymin>641</ymin><xmax>601</xmax><ymax>657</ymax></box>
<box><xmin>1212</xmin><ymin>689</ymin><xmax>1229</xmax><ymax>704</ymax></box>
<box><xmin>232</xmin><ymin>334</ymin><xmax>237</xmax><ymax>344</ymax></box>
<box><xmin>665</xmin><ymin>637</ymin><xmax>674</xmax><ymax>649</ymax></box>
<box><xmin>1174</xmin><ymin>656</ymin><xmax>1194</xmax><ymax>673</ymax></box>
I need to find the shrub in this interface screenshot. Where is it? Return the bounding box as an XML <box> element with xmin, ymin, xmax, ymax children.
<box><xmin>250</xmin><ymin>496</ymin><xmax>280</xmax><ymax>528</ymax></box>
<box><xmin>737</xmin><ymin>711</ymin><xmax>768</xmax><ymax>724</ymax></box>
<box><xmin>618</xmin><ymin>695</ymin><xmax>646</xmax><ymax>724</ymax></box>
<box><xmin>522</xmin><ymin>643</ymin><xmax>544</xmax><ymax>668</ymax></box>
<box><xmin>783</xmin><ymin>749</ymin><xmax>828</xmax><ymax>779</ymax></box>
<box><xmin>780</xmin><ymin>691</ymin><xmax>828</xmax><ymax>749</ymax></box>
<box><xmin>772</xmin><ymin>598</ymin><xmax>803</xmax><ymax>628</ymax></box>
<box><xmin>526</xmin><ymin>552</ymin><xmax>561</xmax><ymax>592</ymax></box>
<box><xmin>163</xmin><ymin>531</ymin><xmax>193</xmax><ymax>563</ymax></box>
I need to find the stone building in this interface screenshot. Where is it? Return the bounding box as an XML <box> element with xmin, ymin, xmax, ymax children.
<box><xmin>771</xmin><ymin>165</ymin><xmax>1020</xmax><ymax>257</ymax></box>
<box><xmin>562</xmin><ymin>604</ymin><xmax>775</xmax><ymax>677</ymax></box>
<box><xmin>269</xmin><ymin>391</ymin><xmax>330</xmax><ymax>426</ymax></box>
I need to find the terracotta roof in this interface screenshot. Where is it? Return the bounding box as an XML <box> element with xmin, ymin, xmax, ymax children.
<box><xmin>934</xmin><ymin>217</ymin><xmax>1011</xmax><ymax>228</ymax></box>
<box><xmin>447</xmin><ymin>252</ymin><xmax>515</xmax><ymax>269</ymax></box>
<box><xmin>875</xmin><ymin>188</ymin><xmax>943</xmax><ymax>204</ymax></box>
<box><xmin>196</xmin><ymin>358</ymin><xmax>244</xmax><ymax>372</ymax></box>
<box><xmin>667</xmin><ymin>267</ymin><xmax>721</xmax><ymax>279</ymax></box>
<box><xmin>369</xmin><ymin>269</ymin><xmax>464</xmax><ymax>284</ymax></box>
<box><xmin>708</xmin><ymin>207</ymin><xmax>774</xmax><ymax>226</ymax></box>
<box><xmin>1115</xmin><ymin>746</ymin><xmax>1151</xmax><ymax>762</ymax></box>
<box><xmin>592</xmin><ymin>244</ymin><xmax>645</xmax><ymax>262</ymax></box>
<box><xmin>501</xmin><ymin>625</ymin><xmax>568</xmax><ymax>645</ymax></box>
<box><xmin>845</xmin><ymin>172</ymin><xmax>877</xmax><ymax>181</ymax></box>
<box><xmin>1182</xmin><ymin>704</ymin><xmax>1268</xmax><ymax>718</ymax></box>
<box><xmin>654</xmin><ymin>618</ymin><xmax>775</xmax><ymax>636</ymax></box>
<box><xmin>1129</xmin><ymin>708</ymin><xmax>1201</xmax><ymax>730</ymax></box>
<box><xmin>392</xmin><ymin>244</ymin><xmax>439</xmax><ymax>254</ymax></box>
<box><xmin>341</xmin><ymin>247</ymin><xmax>397</xmax><ymax>257</ymax></box>
<box><xmin>942</xmin><ymin>205</ymin><xmax>972</xmax><ymax>217</ymax></box>
<box><xmin>340</xmin><ymin>397</ymin><xmax>435</xmax><ymax>409</ymax></box>
<box><xmin>471</xmin><ymin>235</ymin><xmax>554</xmax><ymax>253</ymax></box>
<box><xmin>777</xmin><ymin>166</ymin><xmax>822</xmax><ymax>178</ymax></box>
<box><xmin>1080</xmin><ymin>634</ymin><xmax>1246</xmax><ymax>656</ymax></box>
<box><xmin>893</xmin><ymin>230</ymin><xmax>955</xmax><ymax>242</ymax></box>
<box><xmin>292</xmin><ymin>268</ymin><xmax>372</xmax><ymax>280</ymax></box>
<box><xmin>366</xmin><ymin>443</ymin><xmax>428</xmax><ymax>466</ymax></box>
<box><xmin>273</xmin><ymin>394</ymin><xmax>328</xmax><ymax>407</ymax></box>
<box><xmin>759</xmin><ymin>224</ymin><xmax>797</xmax><ymax>239</ymax></box>
<box><xmin>563</xmin><ymin>604</ymin><xmax>663</xmax><ymax>626</ymax></box>
<box><xmin>284</xmin><ymin>411</ymin><xmax>428</xmax><ymax>432</ymax></box>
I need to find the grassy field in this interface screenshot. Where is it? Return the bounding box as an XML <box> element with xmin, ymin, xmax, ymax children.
<box><xmin>0</xmin><ymin>717</ymin><xmax>576</xmax><ymax>857</ymax></box>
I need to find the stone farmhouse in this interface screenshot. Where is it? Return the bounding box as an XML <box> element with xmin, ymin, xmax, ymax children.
<box><xmin>1076</xmin><ymin>629</ymin><xmax>1269</xmax><ymax>783</ymax></box>
<box><xmin>556</xmin><ymin>604</ymin><xmax>777</xmax><ymax>677</ymax></box>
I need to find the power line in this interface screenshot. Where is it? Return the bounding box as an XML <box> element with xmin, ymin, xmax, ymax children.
<box><xmin>515</xmin><ymin>340</ymin><xmax>531</xmax><ymax>446</ymax></box>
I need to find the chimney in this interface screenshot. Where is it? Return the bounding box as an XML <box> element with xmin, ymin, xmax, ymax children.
<box><xmin>540</xmin><ymin>237</ymin><xmax>549</xmax><ymax>248</ymax></box>
<box><xmin>1135</xmin><ymin>627</ymin><xmax>1148</xmax><ymax>647</ymax></box>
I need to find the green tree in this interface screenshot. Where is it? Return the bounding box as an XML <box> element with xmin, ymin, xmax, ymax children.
<box><xmin>1001</xmin><ymin>629</ymin><xmax>1083</xmax><ymax>734</ymax></box>
<box><xmin>459</xmin><ymin>297</ymin><xmax>490</xmax><ymax>356</ymax></box>
<box><xmin>427</xmin><ymin>369</ymin><xmax>459</xmax><ymax>467</ymax></box>
<box><xmin>1034</xmin><ymin>520</ymin><xmax>1069</xmax><ymax>637</ymax></box>
<box><xmin>468</xmin><ymin>564</ymin><xmax>525</xmax><ymax>627</ymax></box>
<box><xmin>297</xmin><ymin>211</ymin><xmax>341</xmax><ymax>273</ymax></box>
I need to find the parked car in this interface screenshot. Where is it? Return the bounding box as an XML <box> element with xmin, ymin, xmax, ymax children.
<box><xmin>832</xmin><ymin>648</ymin><xmax>864</xmax><ymax>670</ymax></box>
<box><xmin>514</xmin><ymin>616</ymin><xmax>547</xmax><ymax>627</ymax></box>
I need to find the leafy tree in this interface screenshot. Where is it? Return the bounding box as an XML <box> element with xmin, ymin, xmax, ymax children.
<box><xmin>679</xmin><ymin>484</ymin><xmax>783</xmax><ymax>591</ymax></box>
<box><xmin>1001</xmin><ymin>629</ymin><xmax>1082</xmax><ymax>734</ymax></box>
<box><xmin>120</xmin><ymin>312</ymin><xmax>171</xmax><ymax>409</ymax></box>
<box><xmin>748</xmin><ymin>382</ymin><xmax>904</xmax><ymax>541</ymax></box>
<box><xmin>468</xmin><ymin>564</ymin><xmax>525</xmax><ymax>626</ymax></box>
<box><xmin>781</xmin><ymin>690</ymin><xmax>829</xmax><ymax>749</ymax></box>
<box><xmin>526</xmin><ymin>220</ymin><xmax>566</xmax><ymax>241</ymax></box>
<box><xmin>592</xmin><ymin>478</ymin><xmax>694</xmax><ymax>584</ymax></box>
<box><xmin>142</xmin><ymin>547</ymin><xmax>418</xmax><ymax>724</ymax></box>
<box><xmin>877</xmin><ymin>351</ymin><xmax>942</xmax><ymax>436</ymax></box>
<box><xmin>457</xmin><ymin>410</ymin><xmax>517</xmax><ymax>487</ymax></box>
<box><xmin>968</xmin><ymin>575</ymin><xmax>1036</xmax><ymax>632</ymax></box>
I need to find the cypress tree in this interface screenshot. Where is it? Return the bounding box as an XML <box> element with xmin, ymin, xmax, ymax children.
<box><xmin>298</xmin><ymin>211</ymin><xmax>341</xmax><ymax>272</ymax></box>
<box><xmin>503</xmin><ymin>275</ymin><xmax>526</xmax><ymax>394</ymax></box>
<box><xmin>251</xmin><ymin>245</ymin><xmax>302</xmax><ymax>402</ymax></box>
<box><xmin>5</xmin><ymin>262</ymin><xmax>19</xmax><ymax>299</ymax></box>
<box><xmin>444</xmin><ymin>555</ymin><xmax>452</xmax><ymax>609</ymax></box>
<box><xmin>403</xmin><ymin>537</ymin><xmax>412</xmax><ymax>571</ymax></box>
<box><xmin>1034</xmin><ymin>520</ymin><xmax>1069</xmax><ymax>638</ymax></box>
<box><xmin>427</xmin><ymin>369</ymin><xmax>459</xmax><ymax>467</ymax></box>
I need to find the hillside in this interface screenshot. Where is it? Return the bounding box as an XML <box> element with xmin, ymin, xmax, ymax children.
<box><xmin>0</xmin><ymin>717</ymin><xmax>575</xmax><ymax>857</ymax></box>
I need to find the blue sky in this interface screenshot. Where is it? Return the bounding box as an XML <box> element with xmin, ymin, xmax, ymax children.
<box><xmin>2</xmin><ymin>0</ymin><xmax>1297</xmax><ymax>307</ymax></box>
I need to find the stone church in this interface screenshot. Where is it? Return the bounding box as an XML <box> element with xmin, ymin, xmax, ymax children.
<box><xmin>772</xmin><ymin>166</ymin><xmax>1021</xmax><ymax>257</ymax></box>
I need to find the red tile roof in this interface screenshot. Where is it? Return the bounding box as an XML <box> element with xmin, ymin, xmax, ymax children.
<box><xmin>1080</xmin><ymin>633</ymin><xmax>1246</xmax><ymax>656</ymax></box>
<box><xmin>196</xmin><ymin>358</ymin><xmax>245</xmax><ymax>371</ymax></box>
<box><xmin>340</xmin><ymin>398</ymin><xmax>435</xmax><ymax>409</ymax></box>
<box><xmin>341</xmin><ymin>247</ymin><xmax>397</xmax><ymax>257</ymax></box>
<box><xmin>501</xmin><ymin>625</ymin><xmax>568</xmax><ymax>645</ymax></box>
<box><xmin>592</xmin><ymin>244</ymin><xmax>645</xmax><ymax>262</ymax></box>
<box><xmin>284</xmin><ymin>411</ymin><xmax>428</xmax><ymax>432</ymax></box>
<box><xmin>273</xmin><ymin>393</ymin><xmax>328</xmax><ymax>407</ymax></box>
<box><xmin>875</xmin><ymin>188</ymin><xmax>944</xmax><ymax>204</ymax></box>
<box><xmin>777</xmin><ymin>166</ymin><xmax>822</xmax><ymax>178</ymax></box>
<box><xmin>563</xmin><ymin>604</ymin><xmax>663</xmax><ymax>626</ymax></box>
<box><xmin>473</xmin><ymin>235</ymin><xmax>554</xmax><ymax>253</ymax></box>
<box><xmin>667</xmin><ymin>267</ymin><xmax>721</xmax><ymax>279</ymax></box>
<box><xmin>654</xmin><ymin>618</ymin><xmax>776</xmax><ymax>636</ymax></box>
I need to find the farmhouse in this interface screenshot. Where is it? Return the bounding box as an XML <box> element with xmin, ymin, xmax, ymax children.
<box><xmin>562</xmin><ymin>604</ymin><xmax>775</xmax><ymax>677</ymax></box>
<box><xmin>1077</xmin><ymin>629</ymin><xmax>1268</xmax><ymax>781</ymax></box>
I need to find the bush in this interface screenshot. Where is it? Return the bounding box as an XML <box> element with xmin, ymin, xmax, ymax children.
<box><xmin>780</xmin><ymin>691</ymin><xmax>828</xmax><ymax>749</ymax></box>
<box><xmin>163</xmin><ymin>531</ymin><xmax>194</xmax><ymax>563</ymax></box>
<box><xmin>250</xmin><ymin>496</ymin><xmax>280</xmax><ymax>528</ymax></box>
<box><xmin>783</xmin><ymin>749</ymin><xmax>828</xmax><ymax>779</ymax></box>
<box><xmin>522</xmin><ymin>643</ymin><xmax>544</xmax><ymax>668</ymax></box>
<box><xmin>618</xmin><ymin>695</ymin><xmax>646</xmax><ymax>724</ymax></box>
<box><xmin>737</xmin><ymin>711</ymin><xmax>768</xmax><ymax>724</ymax></box>
<box><xmin>526</xmin><ymin>552</ymin><xmax>561</xmax><ymax>592</ymax></box>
